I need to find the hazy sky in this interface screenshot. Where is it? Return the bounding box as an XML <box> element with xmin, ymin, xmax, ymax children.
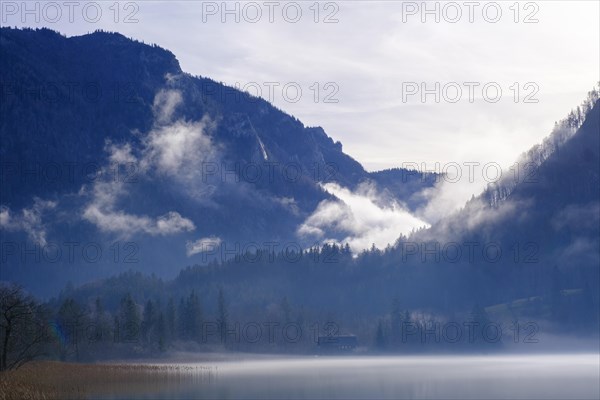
<box><xmin>3</xmin><ymin>1</ymin><xmax>599</xmax><ymax>172</ymax></box>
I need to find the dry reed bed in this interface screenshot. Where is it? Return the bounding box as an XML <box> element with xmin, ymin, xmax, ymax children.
<box><xmin>0</xmin><ymin>361</ymin><xmax>216</xmax><ymax>400</ymax></box>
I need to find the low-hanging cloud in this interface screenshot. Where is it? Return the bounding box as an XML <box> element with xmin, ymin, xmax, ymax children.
<box><xmin>415</xmin><ymin>177</ymin><xmax>488</xmax><ymax>225</ymax></box>
<box><xmin>153</xmin><ymin>89</ymin><xmax>183</xmax><ymax>124</ymax></box>
<box><xmin>143</xmin><ymin>116</ymin><xmax>217</xmax><ymax>179</ymax></box>
<box><xmin>82</xmin><ymin>177</ymin><xmax>195</xmax><ymax>237</ymax></box>
<box><xmin>298</xmin><ymin>182</ymin><xmax>429</xmax><ymax>252</ymax></box>
<box><xmin>186</xmin><ymin>236</ymin><xmax>223</xmax><ymax>257</ymax></box>
<box><xmin>81</xmin><ymin>86</ymin><xmax>215</xmax><ymax>238</ymax></box>
<box><xmin>552</xmin><ymin>202</ymin><xmax>600</xmax><ymax>232</ymax></box>
<box><xmin>142</xmin><ymin>88</ymin><xmax>221</xmax><ymax>203</ymax></box>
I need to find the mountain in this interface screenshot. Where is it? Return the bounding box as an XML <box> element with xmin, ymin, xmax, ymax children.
<box><xmin>0</xmin><ymin>28</ymin><xmax>435</xmax><ymax>295</ymax></box>
<box><xmin>46</xmin><ymin>97</ymin><xmax>600</xmax><ymax>343</ymax></box>
<box><xmin>419</xmin><ymin>91</ymin><xmax>599</xmax><ymax>262</ymax></box>
<box><xmin>2</xmin><ymin>27</ymin><xmax>598</xmax><ymax>331</ymax></box>
<box><xmin>404</xmin><ymin>91</ymin><xmax>600</xmax><ymax>320</ymax></box>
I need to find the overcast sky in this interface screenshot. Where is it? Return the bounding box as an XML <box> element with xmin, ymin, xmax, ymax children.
<box><xmin>3</xmin><ymin>1</ymin><xmax>599</xmax><ymax>172</ymax></box>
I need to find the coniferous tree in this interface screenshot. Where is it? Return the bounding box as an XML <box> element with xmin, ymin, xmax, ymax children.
<box><xmin>186</xmin><ymin>291</ymin><xmax>202</xmax><ymax>342</ymax></box>
<box><xmin>469</xmin><ymin>305</ymin><xmax>492</xmax><ymax>345</ymax></box>
<box><xmin>217</xmin><ymin>287</ymin><xmax>229</xmax><ymax>345</ymax></box>
<box><xmin>177</xmin><ymin>297</ymin><xmax>187</xmax><ymax>340</ymax></box>
<box><xmin>166</xmin><ymin>297</ymin><xmax>176</xmax><ymax>342</ymax></box>
<box><xmin>119</xmin><ymin>293</ymin><xmax>140</xmax><ymax>343</ymax></box>
<box><xmin>56</xmin><ymin>298</ymin><xmax>86</xmax><ymax>361</ymax></box>
<box><xmin>141</xmin><ymin>300</ymin><xmax>156</xmax><ymax>343</ymax></box>
<box><xmin>93</xmin><ymin>297</ymin><xmax>110</xmax><ymax>343</ymax></box>
<box><xmin>156</xmin><ymin>311</ymin><xmax>167</xmax><ymax>351</ymax></box>
<box><xmin>390</xmin><ymin>298</ymin><xmax>404</xmax><ymax>346</ymax></box>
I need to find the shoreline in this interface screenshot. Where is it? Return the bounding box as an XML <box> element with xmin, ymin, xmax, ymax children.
<box><xmin>2</xmin><ymin>353</ymin><xmax>599</xmax><ymax>400</ymax></box>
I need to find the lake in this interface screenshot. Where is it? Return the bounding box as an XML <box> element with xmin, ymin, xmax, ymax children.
<box><xmin>93</xmin><ymin>354</ymin><xmax>600</xmax><ymax>399</ymax></box>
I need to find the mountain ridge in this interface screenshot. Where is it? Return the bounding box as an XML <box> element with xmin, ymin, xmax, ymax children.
<box><xmin>1</xmin><ymin>27</ymin><xmax>435</xmax><ymax>294</ymax></box>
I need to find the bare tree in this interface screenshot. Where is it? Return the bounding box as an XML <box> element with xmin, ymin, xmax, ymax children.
<box><xmin>0</xmin><ymin>283</ymin><xmax>48</xmax><ymax>370</ymax></box>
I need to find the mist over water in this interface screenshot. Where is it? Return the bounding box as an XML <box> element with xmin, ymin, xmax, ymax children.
<box><xmin>95</xmin><ymin>354</ymin><xmax>600</xmax><ymax>400</ymax></box>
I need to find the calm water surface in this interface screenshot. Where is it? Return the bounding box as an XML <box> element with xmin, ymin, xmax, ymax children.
<box><xmin>95</xmin><ymin>354</ymin><xmax>600</xmax><ymax>399</ymax></box>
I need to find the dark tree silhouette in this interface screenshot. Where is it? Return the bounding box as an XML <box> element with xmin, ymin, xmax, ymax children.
<box><xmin>0</xmin><ymin>284</ymin><xmax>48</xmax><ymax>370</ymax></box>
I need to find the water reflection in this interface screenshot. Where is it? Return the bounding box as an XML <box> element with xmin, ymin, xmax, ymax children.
<box><xmin>93</xmin><ymin>354</ymin><xmax>600</xmax><ymax>399</ymax></box>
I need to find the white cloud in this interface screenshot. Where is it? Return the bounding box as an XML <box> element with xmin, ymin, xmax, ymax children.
<box><xmin>82</xmin><ymin>204</ymin><xmax>153</xmax><ymax>235</ymax></box>
<box><xmin>143</xmin><ymin>116</ymin><xmax>217</xmax><ymax>178</ymax></box>
<box><xmin>106</xmin><ymin>142</ymin><xmax>136</xmax><ymax>164</ymax></box>
<box><xmin>81</xmin><ymin>88</ymin><xmax>207</xmax><ymax>238</ymax></box>
<box><xmin>0</xmin><ymin>207</ymin><xmax>10</xmax><ymax>227</ymax></box>
<box><xmin>186</xmin><ymin>236</ymin><xmax>222</xmax><ymax>257</ymax></box>
<box><xmin>275</xmin><ymin>197</ymin><xmax>300</xmax><ymax>216</ymax></box>
<box><xmin>416</xmin><ymin>177</ymin><xmax>488</xmax><ymax>224</ymax></box>
<box><xmin>156</xmin><ymin>211</ymin><xmax>196</xmax><ymax>234</ymax></box>
<box><xmin>83</xmin><ymin>204</ymin><xmax>194</xmax><ymax>237</ymax></box>
<box><xmin>414</xmin><ymin>196</ymin><xmax>526</xmax><ymax>245</ymax></box>
<box><xmin>0</xmin><ymin>198</ymin><xmax>57</xmax><ymax>245</ymax></box>
<box><xmin>298</xmin><ymin>182</ymin><xmax>429</xmax><ymax>252</ymax></box>
<box><xmin>81</xmin><ymin>171</ymin><xmax>195</xmax><ymax>237</ymax></box>
<box><xmin>153</xmin><ymin>89</ymin><xmax>183</xmax><ymax>124</ymax></box>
